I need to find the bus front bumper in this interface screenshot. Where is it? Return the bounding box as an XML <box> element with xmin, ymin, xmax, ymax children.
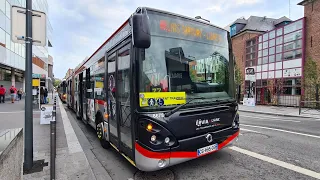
<box><xmin>135</xmin><ymin>129</ymin><xmax>239</xmax><ymax>171</ymax></box>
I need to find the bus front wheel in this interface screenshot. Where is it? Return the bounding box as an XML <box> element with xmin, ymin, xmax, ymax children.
<box><xmin>96</xmin><ymin>121</ymin><xmax>110</xmax><ymax>149</ymax></box>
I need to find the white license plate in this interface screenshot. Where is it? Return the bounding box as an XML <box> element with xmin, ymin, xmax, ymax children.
<box><xmin>197</xmin><ymin>143</ymin><xmax>218</xmax><ymax>156</ymax></box>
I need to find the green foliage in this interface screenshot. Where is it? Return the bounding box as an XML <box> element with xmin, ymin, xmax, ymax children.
<box><xmin>235</xmin><ymin>64</ymin><xmax>244</xmax><ymax>85</ymax></box>
<box><xmin>304</xmin><ymin>57</ymin><xmax>320</xmax><ymax>85</ymax></box>
<box><xmin>215</xmin><ymin>64</ymin><xmax>226</xmax><ymax>84</ymax></box>
<box><xmin>53</xmin><ymin>79</ymin><xmax>61</xmax><ymax>87</ymax></box>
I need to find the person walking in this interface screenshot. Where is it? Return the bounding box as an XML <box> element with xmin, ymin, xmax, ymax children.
<box><xmin>44</xmin><ymin>88</ymin><xmax>48</xmax><ymax>104</ymax></box>
<box><xmin>40</xmin><ymin>87</ymin><xmax>44</xmax><ymax>104</ymax></box>
<box><xmin>9</xmin><ymin>85</ymin><xmax>17</xmax><ymax>103</ymax></box>
<box><xmin>0</xmin><ymin>85</ymin><xmax>6</xmax><ymax>103</ymax></box>
<box><xmin>17</xmin><ymin>88</ymin><xmax>23</xmax><ymax>101</ymax></box>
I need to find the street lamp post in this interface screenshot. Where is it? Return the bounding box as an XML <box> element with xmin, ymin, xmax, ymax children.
<box><xmin>195</xmin><ymin>16</ymin><xmax>210</xmax><ymax>23</ymax></box>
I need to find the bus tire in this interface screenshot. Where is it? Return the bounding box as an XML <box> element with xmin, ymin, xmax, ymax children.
<box><xmin>96</xmin><ymin>115</ymin><xmax>110</xmax><ymax>149</ymax></box>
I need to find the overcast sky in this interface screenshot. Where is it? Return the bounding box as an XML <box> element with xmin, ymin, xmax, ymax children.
<box><xmin>47</xmin><ymin>0</ymin><xmax>304</xmax><ymax>79</ymax></box>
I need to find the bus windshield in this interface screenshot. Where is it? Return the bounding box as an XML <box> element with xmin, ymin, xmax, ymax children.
<box><xmin>139</xmin><ymin>11</ymin><xmax>234</xmax><ymax>110</ymax></box>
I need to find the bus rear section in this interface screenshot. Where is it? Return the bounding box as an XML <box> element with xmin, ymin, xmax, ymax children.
<box><xmin>58</xmin><ymin>80</ymin><xmax>67</xmax><ymax>103</ymax></box>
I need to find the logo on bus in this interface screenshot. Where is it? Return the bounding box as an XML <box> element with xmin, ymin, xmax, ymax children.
<box><xmin>196</xmin><ymin>118</ymin><xmax>220</xmax><ymax>130</ymax></box>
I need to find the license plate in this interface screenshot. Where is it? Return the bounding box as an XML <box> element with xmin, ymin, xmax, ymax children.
<box><xmin>197</xmin><ymin>143</ymin><xmax>218</xmax><ymax>156</ymax></box>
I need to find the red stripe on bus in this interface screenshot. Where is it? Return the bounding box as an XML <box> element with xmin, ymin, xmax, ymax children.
<box><xmin>135</xmin><ymin>143</ymin><xmax>171</xmax><ymax>159</ymax></box>
<box><xmin>95</xmin><ymin>100</ymin><xmax>105</xmax><ymax>105</ymax></box>
<box><xmin>218</xmin><ymin>130</ymin><xmax>239</xmax><ymax>150</ymax></box>
<box><xmin>135</xmin><ymin>130</ymin><xmax>239</xmax><ymax>159</ymax></box>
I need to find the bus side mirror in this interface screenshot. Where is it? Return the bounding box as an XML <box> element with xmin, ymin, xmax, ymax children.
<box><xmin>132</xmin><ymin>13</ymin><xmax>151</xmax><ymax>48</ymax></box>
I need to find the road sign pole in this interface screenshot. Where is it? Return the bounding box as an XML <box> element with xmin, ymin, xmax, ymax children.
<box><xmin>24</xmin><ymin>0</ymin><xmax>33</xmax><ymax>170</ymax></box>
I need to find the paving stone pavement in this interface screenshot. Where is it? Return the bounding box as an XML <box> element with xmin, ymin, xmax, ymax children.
<box><xmin>23</xmin><ymin>95</ymin><xmax>96</xmax><ymax>180</ymax></box>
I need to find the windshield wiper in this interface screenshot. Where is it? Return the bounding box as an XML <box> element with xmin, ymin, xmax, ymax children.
<box><xmin>164</xmin><ymin>97</ymin><xmax>205</xmax><ymax>117</ymax></box>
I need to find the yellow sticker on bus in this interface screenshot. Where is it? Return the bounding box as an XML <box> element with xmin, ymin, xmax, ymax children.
<box><xmin>139</xmin><ymin>92</ymin><xmax>186</xmax><ymax>107</ymax></box>
<box><xmin>95</xmin><ymin>81</ymin><xmax>103</xmax><ymax>88</ymax></box>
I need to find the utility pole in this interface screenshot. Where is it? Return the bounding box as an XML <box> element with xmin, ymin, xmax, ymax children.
<box><xmin>24</xmin><ymin>0</ymin><xmax>33</xmax><ymax>170</ymax></box>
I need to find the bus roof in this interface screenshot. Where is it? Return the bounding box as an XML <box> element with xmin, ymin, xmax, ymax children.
<box><xmin>74</xmin><ymin>19</ymin><xmax>129</xmax><ymax>75</ymax></box>
<box><xmin>73</xmin><ymin>7</ymin><xmax>227</xmax><ymax>75</ymax></box>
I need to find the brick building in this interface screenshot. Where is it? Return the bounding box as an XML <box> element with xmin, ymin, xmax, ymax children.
<box><xmin>230</xmin><ymin>0</ymin><xmax>320</xmax><ymax>106</ymax></box>
<box><xmin>298</xmin><ymin>0</ymin><xmax>320</xmax><ymax>70</ymax></box>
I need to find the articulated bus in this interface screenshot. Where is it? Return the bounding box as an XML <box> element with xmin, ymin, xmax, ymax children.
<box><xmin>65</xmin><ymin>7</ymin><xmax>239</xmax><ymax>171</ymax></box>
<box><xmin>57</xmin><ymin>79</ymin><xmax>67</xmax><ymax>103</ymax></box>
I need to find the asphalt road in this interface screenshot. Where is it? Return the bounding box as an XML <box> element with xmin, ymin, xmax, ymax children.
<box><xmin>65</xmin><ymin>106</ymin><xmax>320</xmax><ymax>180</ymax></box>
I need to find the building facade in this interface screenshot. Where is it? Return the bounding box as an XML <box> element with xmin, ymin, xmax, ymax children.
<box><xmin>299</xmin><ymin>0</ymin><xmax>320</xmax><ymax>73</ymax></box>
<box><xmin>231</xmin><ymin>1</ymin><xmax>320</xmax><ymax>106</ymax></box>
<box><xmin>230</xmin><ymin>15</ymin><xmax>308</xmax><ymax>106</ymax></box>
<box><xmin>0</xmin><ymin>0</ymin><xmax>53</xmax><ymax>98</ymax></box>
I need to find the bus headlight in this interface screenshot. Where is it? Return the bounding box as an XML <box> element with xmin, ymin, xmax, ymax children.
<box><xmin>164</xmin><ymin>137</ymin><xmax>170</xmax><ymax>144</ymax></box>
<box><xmin>151</xmin><ymin>135</ymin><xmax>157</xmax><ymax>142</ymax></box>
<box><xmin>138</xmin><ymin>119</ymin><xmax>177</xmax><ymax>149</ymax></box>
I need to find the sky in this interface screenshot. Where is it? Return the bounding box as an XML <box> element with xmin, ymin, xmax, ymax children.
<box><xmin>47</xmin><ymin>0</ymin><xmax>304</xmax><ymax>79</ymax></box>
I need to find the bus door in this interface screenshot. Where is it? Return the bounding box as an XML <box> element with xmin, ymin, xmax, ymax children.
<box><xmin>106</xmin><ymin>42</ymin><xmax>133</xmax><ymax>159</ymax></box>
<box><xmin>79</xmin><ymin>72</ymin><xmax>83</xmax><ymax>119</ymax></box>
<box><xmin>84</xmin><ymin>69</ymin><xmax>90</xmax><ymax>122</ymax></box>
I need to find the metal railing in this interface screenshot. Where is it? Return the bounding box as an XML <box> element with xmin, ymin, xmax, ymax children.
<box><xmin>50</xmin><ymin>96</ymin><xmax>57</xmax><ymax>180</ymax></box>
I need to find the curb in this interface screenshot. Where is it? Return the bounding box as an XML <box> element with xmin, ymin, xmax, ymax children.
<box><xmin>58</xmin><ymin>98</ymin><xmax>97</xmax><ymax>179</ymax></box>
<box><xmin>238</xmin><ymin>109</ymin><xmax>312</xmax><ymax>118</ymax></box>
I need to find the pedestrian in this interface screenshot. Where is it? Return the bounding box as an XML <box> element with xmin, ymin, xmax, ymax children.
<box><xmin>0</xmin><ymin>85</ymin><xmax>6</xmax><ymax>103</ymax></box>
<box><xmin>17</xmin><ymin>88</ymin><xmax>23</xmax><ymax>101</ymax></box>
<box><xmin>9</xmin><ymin>85</ymin><xmax>17</xmax><ymax>103</ymax></box>
<box><xmin>40</xmin><ymin>87</ymin><xmax>44</xmax><ymax>104</ymax></box>
<box><xmin>44</xmin><ymin>88</ymin><xmax>48</xmax><ymax>104</ymax></box>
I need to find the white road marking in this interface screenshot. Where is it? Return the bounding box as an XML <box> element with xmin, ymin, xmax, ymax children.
<box><xmin>242</xmin><ymin>124</ymin><xmax>320</xmax><ymax>139</ymax></box>
<box><xmin>240</xmin><ymin>112</ymin><xmax>320</xmax><ymax>121</ymax></box>
<box><xmin>241</xmin><ymin>128</ymin><xmax>261</xmax><ymax>133</ymax></box>
<box><xmin>229</xmin><ymin>146</ymin><xmax>320</xmax><ymax>179</ymax></box>
<box><xmin>0</xmin><ymin>111</ymin><xmax>24</xmax><ymax>114</ymax></box>
<box><xmin>241</xmin><ymin>115</ymin><xmax>301</xmax><ymax>122</ymax></box>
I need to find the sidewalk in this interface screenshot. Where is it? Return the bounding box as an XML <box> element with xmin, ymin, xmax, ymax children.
<box><xmin>239</xmin><ymin>104</ymin><xmax>320</xmax><ymax>119</ymax></box>
<box><xmin>23</xmin><ymin>94</ymin><xmax>96</xmax><ymax>179</ymax></box>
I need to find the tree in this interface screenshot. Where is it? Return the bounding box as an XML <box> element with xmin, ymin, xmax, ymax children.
<box><xmin>303</xmin><ymin>57</ymin><xmax>320</xmax><ymax>105</ymax></box>
<box><xmin>304</xmin><ymin>57</ymin><xmax>320</xmax><ymax>86</ymax></box>
<box><xmin>53</xmin><ymin>79</ymin><xmax>61</xmax><ymax>87</ymax></box>
<box><xmin>234</xmin><ymin>64</ymin><xmax>244</xmax><ymax>86</ymax></box>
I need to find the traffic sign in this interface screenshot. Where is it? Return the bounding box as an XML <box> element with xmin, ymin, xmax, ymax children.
<box><xmin>11</xmin><ymin>6</ymin><xmax>47</xmax><ymax>46</ymax></box>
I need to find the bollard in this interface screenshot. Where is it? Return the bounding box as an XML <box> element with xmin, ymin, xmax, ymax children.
<box><xmin>50</xmin><ymin>118</ymin><xmax>56</xmax><ymax>180</ymax></box>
